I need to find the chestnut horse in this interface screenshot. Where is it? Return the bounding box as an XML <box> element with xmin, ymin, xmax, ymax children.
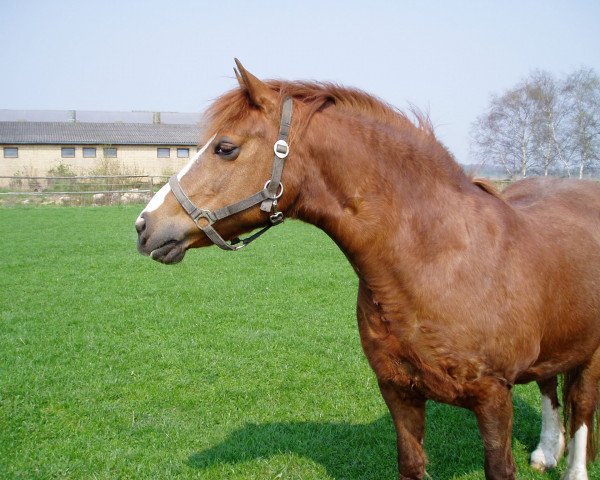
<box><xmin>136</xmin><ymin>60</ymin><xmax>600</xmax><ymax>480</ymax></box>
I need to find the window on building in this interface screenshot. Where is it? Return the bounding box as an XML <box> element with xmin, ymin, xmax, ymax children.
<box><xmin>103</xmin><ymin>147</ymin><xmax>117</xmax><ymax>158</ymax></box>
<box><xmin>157</xmin><ymin>148</ymin><xmax>170</xmax><ymax>158</ymax></box>
<box><xmin>61</xmin><ymin>147</ymin><xmax>76</xmax><ymax>158</ymax></box>
<box><xmin>3</xmin><ymin>147</ymin><xmax>18</xmax><ymax>158</ymax></box>
<box><xmin>83</xmin><ymin>147</ymin><xmax>96</xmax><ymax>158</ymax></box>
<box><xmin>177</xmin><ymin>148</ymin><xmax>189</xmax><ymax>158</ymax></box>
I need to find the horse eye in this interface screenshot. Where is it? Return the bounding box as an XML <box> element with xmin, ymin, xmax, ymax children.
<box><xmin>214</xmin><ymin>141</ymin><xmax>239</xmax><ymax>159</ymax></box>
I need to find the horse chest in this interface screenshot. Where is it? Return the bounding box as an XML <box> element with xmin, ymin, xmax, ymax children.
<box><xmin>357</xmin><ymin>309</ymin><xmax>474</xmax><ymax>403</ymax></box>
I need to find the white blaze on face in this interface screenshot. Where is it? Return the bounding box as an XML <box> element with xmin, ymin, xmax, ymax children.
<box><xmin>140</xmin><ymin>182</ymin><xmax>171</xmax><ymax>214</ymax></box>
<box><xmin>176</xmin><ymin>133</ymin><xmax>216</xmax><ymax>181</ymax></box>
<box><xmin>530</xmin><ymin>395</ymin><xmax>565</xmax><ymax>471</ymax></box>
<box><xmin>138</xmin><ymin>134</ymin><xmax>216</xmax><ymax>217</ymax></box>
<box><xmin>564</xmin><ymin>424</ymin><xmax>589</xmax><ymax>480</ymax></box>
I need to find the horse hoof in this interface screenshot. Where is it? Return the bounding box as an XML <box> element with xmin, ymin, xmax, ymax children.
<box><xmin>530</xmin><ymin>448</ymin><xmax>558</xmax><ymax>472</ymax></box>
<box><xmin>531</xmin><ymin>431</ymin><xmax>565</xmax><ymax>474</ymax></box>
<box><xmin>530</xmin><ymin>461</ymin><xmax>546</xmax><ymax>472</ymax></box>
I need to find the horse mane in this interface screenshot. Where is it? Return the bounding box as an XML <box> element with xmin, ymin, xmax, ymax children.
<box><xmin>278</xmin><ymin>81</ymin><xmax>436</xmax><ymax>136</ymax></box>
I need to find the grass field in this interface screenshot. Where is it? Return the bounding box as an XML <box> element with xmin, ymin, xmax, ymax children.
<box><xmin>1</xmin><ymin>205</ymin><xmax>598</xmax><ymax>479</ymax></box>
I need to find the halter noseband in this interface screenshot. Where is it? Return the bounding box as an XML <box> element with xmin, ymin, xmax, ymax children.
<box><xmin>168</xmin><ymin>96</ymin><xmax>293</xmax><ymax>251</ymax></box>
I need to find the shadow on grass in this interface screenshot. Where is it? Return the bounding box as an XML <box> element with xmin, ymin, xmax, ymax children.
<box><xmin>188</xmin><ymin>394</ymin><xmax>556</xmax><ymax>479</ymax></box>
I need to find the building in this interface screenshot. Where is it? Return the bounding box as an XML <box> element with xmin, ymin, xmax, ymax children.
<box><xmin>0</xmin><ymin>110</ymin><xmax>202</xmax><ymax>178</ymax></box>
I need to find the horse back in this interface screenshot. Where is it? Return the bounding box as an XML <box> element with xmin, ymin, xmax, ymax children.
<box><xmin>504</xmin><ymin>177</ymin><xmax>600</xmax><ymax>212</ymax></box>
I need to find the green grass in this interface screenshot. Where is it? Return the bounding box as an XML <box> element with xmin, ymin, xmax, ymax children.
<box><xmin>1</xmin><ymin>205</ymin><xmax>598</xmax><ymax>479</ymax></box>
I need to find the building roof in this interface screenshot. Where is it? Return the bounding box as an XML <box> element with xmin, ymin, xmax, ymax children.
<box><xmin>0</xmin><ymin>121</ymin><xmax>201</xmax><ymax>146</ymax></box>
<box><xmin>0</xmin><ymin>109</ymin><xmax>202</xmax><ymax>124</ymax></box>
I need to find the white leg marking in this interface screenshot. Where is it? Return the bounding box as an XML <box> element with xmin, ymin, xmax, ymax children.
<box><xmin>564</xmin><ymin>424</ymin><xmax>589</xmax><ymax>480</ymax></box>
<box><xmin>530</xmin><ymin>395</ymin><xmax>565</xmax><ymax>471</ymax></box>
<box><xmin>137</xmin><ymin>134</ymin><xmax>216</xmax><ymax>219</ymax></box>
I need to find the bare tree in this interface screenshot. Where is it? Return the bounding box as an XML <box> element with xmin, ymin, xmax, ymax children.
<box><xmin>563</xmin><ymin>67</ymin><xmax>600</xmax><ymax>179</ymax></box>
<box><xmin>471</xmin><ymin>67</ymin><xmax>600</xmax><ymax>179</ymax></box>
<box><xmin>528</xmin><ymin>70</ymin><xmax>571</xmax><ymax>176</ymax></box>
<box><xmin>471</xmin><ymin>82</ymin><xmax>537</xmax><ymax>178</ymax></box>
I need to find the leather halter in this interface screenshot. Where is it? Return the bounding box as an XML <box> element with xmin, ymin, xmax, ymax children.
<box><xmin>168</xmin><ymin>97</ymin><xmax>293</xmax><ymax>251</ymax></box>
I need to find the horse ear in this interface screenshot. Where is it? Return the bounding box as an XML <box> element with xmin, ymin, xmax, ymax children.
<box><xmin>233</xmin><ymin>66</ymin><xmax>244</xmax><ymax>86</ymax></box>
<box><xmin>234</xmin><ymin>58</ymin><xmax>276</xmax><ymax>112</ymax></box>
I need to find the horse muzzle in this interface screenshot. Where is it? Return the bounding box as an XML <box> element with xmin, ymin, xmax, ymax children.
<box><xmin>135</xmin><ymin>213</ymin><xmax>188</xmax><ymax>264</ymax></box>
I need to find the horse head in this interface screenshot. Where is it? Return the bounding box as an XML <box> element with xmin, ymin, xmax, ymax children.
<box><xmin>136</xmin><ymin>60</ymin><xmax>299</xmax><ymax>263</ymax></box>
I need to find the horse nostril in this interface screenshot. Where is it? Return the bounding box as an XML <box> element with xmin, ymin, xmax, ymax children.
<box><xmin>135</xmin><ymin>216</ymin><xmax>146</xmax><ymax>235</ymax></box>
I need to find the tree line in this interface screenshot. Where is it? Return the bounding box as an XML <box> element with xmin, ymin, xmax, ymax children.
<box><xmin>470</xmin><ymin>67</ymin><xmax>600</xmax><ymax>179</ymax></box>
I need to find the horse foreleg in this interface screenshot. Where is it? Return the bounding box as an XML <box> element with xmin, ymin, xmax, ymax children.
<box><xmin>472</xmin><ymin>379</ymin><xmax>516</xmax><ymax>480</ymax></box>
<box><xmin>564</xmin><ymin>372</ymin><xmax>594</xmax><ymax>480</ymax></box>
<box><xmin>530</xmin><ymin>376</ymin><xmax>566</xmax><ymax>471</ymax></box>
<box><xmin>563</xmin><ymin>352</ymin><xmax>600</xmax><ymax>480</ymax></box>
<box><xmin>378</xmin><ymin>380</ymin><xmax>426</xmax><ymax>480</ymax></box>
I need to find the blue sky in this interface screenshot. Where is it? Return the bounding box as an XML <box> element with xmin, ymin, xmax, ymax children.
<box><xmin>1</xmin><ymin>0</ymin><xmax>599</xmax><ymax>163</ymax></box>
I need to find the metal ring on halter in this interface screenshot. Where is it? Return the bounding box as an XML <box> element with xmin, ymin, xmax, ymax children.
<box><xmin>264</xmin><ymin>180</ymin><xmax>284</xmax><ymax>199</ymax></box>
<box><xmin>273</xmin><ymin>139</ymin><xmax>289</xmax><ymax>159</ymax></box>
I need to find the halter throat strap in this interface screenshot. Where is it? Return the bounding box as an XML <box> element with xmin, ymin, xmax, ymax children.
<box><xmin>168</xmin><ymin>96</ymin><xmax>293</xmax><ymax>251</ymax></box>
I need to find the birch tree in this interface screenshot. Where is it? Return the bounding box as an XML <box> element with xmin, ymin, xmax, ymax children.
<box><xmin>470</xmin><ymin>67</ymin><xmax>600</xmax><ymax>178</ymax></box>
<box><xmin>528</xmin><ymin>71</ymin><xmax>571</xmax><ymax>176</ymax></box>
<box><xmin>471</xmin><ymin>83</ymin><xmax>536</xmax><ymax>178</ymax></box>
<box><xmin>563</xmin><ymin>68</ymin><xmax>600</xmax><ymax>179</ymax></box>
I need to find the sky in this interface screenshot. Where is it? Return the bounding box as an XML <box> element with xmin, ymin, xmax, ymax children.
<box><xmin>1</xmin><ymin>0</ymin><xmax>599</xmax><ymax>163</ymax></box>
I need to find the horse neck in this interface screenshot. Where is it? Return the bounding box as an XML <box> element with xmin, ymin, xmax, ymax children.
<box><xmin>287</xmin><ymin>109</ymin><xmax>495</xmax><ymax>300</ymax></box>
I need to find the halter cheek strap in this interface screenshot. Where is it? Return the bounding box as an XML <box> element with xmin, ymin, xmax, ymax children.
<box><xmin>168</xmin><ymin>96</ymin><xmax>293</xmax><ymax>251</ymax></box>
